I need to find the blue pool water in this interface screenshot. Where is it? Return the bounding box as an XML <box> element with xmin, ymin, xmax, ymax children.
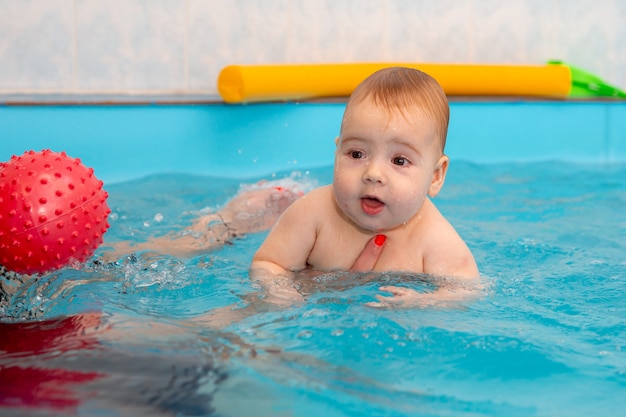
<box><xmin>2</xmin><ymin>158</ymin><xmax>625</xmax><ymax>416</ymax></box>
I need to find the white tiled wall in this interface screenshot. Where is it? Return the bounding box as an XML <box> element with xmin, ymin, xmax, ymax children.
<box><xmin>0</xmin><ymin>0</ymin><xmax>624</xmax><ymax>99</ymax></box>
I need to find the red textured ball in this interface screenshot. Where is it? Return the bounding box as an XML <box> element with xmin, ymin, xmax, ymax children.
<box><xmin>0</xmin><ymin>149</ymin><xmax>110</xmax><ymax>274</ymax></box>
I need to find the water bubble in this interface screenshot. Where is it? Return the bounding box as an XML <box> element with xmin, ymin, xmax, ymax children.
<box><xmin>297</xmin><ymin>330</ymin><xmax>313</xmax><ymax>339</ymax></box>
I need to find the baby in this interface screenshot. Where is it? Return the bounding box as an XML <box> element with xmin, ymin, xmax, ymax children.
<box><xmin>102</xmin><ymin>67</ymin><xmax>478</xmax><ymax>313</ymax></box>
<box><xmin>252</xmin><ymin>67</ymin><xmax>479</xmax><ymax>308</ymax></box>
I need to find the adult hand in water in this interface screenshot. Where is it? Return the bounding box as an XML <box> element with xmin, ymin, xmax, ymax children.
<box><xmin>350</xmin><ymin>234</ymin><xmax>386</xmax><ymax>271</ymax></box>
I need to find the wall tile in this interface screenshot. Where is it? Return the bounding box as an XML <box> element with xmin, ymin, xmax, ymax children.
<box><xmin>471</xmin><ymin>0</ymin><xmax>555</xmax><ymax>64</ymax></box>
<box><xmin>188</xmin><ymin>0</ymin><xmax>290</xmax><ymax>91</ymax></box>
<box><xmin>0</xmin><ymin>0</ymin><xmax>73</xmax><ymax>90</ymax></box>
<box><xmin>554</xmin><ymin>0</ymin><xmax>625</xmax><ymax>89</ymax></box>
<box><xmin>286</xmin><ymin>0</ymin><xmax>386</xmax><ymax>63</ymax></box>
<box><xmin>75</xmin><ymin>0</ymin><xmax>186</xmax><ymax>90</ymax></box>
<box><xmin>0</xmin><ymin>0</ymin><xmax>624</xmax><ymax>96</ymax></box>
<box><xmin>385</xmin><ymin>0</ymin><xmax>473</xmax><ymax>63</ymax></box>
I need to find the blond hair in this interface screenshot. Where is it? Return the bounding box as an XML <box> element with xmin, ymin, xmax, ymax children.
<box><xmin>341</xmin><ymin>67</ymin><xmax>450</xmax><ymax>153</ymax></box>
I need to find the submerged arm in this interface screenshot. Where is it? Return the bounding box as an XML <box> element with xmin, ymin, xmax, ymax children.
<box><xmin>250</xmin><ymin>195</ymin><xmax>318</xmax><ymax>306</ymax></box>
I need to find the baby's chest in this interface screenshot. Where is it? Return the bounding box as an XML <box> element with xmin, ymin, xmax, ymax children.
<box><xmin>306</xmin><ymin>236</ymin><xmax>361</xmax><ymax>270</ymax></box>
<box><xmin>307</xmin><ymin>232</ymin><xmax>425</xmax><ymax>273</ymax></box>
<box><xmin>372</xmin><ymin>244</ymin><xmax>424</xmax><ymax>272</ymax></box>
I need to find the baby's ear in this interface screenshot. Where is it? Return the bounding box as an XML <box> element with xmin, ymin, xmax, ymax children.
<box><xmin>428</xmin><ymin>155</ymin><xmax>449</xmax><ymax>197</ymax></box>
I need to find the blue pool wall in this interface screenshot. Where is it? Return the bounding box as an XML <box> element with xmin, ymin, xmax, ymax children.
<box><xmin>1</xmin><ymin>101</ymin><xmax>626</xmax><ymax>184</ymax></box>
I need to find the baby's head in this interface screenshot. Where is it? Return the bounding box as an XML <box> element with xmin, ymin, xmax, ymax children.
<box><xmin>333</xmin><ymin>67</ymin><xmax>452</xmax><ymax>233</ymax></box>
<box><xmin>341</xmin><ymin>67</ymin><xmax>450</xmax><ymax>155</ymax></box>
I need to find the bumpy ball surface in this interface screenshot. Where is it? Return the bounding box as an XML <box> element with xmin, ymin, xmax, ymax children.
<box><xmin>0</xmin><ymin>150</ymin><xmax>110</xmax><ymax>274</ymax></box>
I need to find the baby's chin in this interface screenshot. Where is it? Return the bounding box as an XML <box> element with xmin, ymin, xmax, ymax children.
<box><xmin>337</xmin><ymin>199</ymin><xmax>414</xmax><ymax>232</ymax></box>
<box><xmin>348</xmin><ymin>215</ymin><xmax>406</xmax><ymax>234</ymax></box>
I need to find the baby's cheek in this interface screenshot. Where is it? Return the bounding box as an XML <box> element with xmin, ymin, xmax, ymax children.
<box><xmin>332</xmin><ymin>182</ymin><xmax>353</xmax><ymax>214</ymax></box>
<box><xmin>412</xmin><ymin>191</ymin><xmax>427</xmax><ymax>208</ymax></box>
<box><xmin>399</xmin><ymin>191</ymin><xmax>427</xmax><ymax>217</ymax></box>
<box><xmin>332</xmin><ymin>175</ymin><xmax>348</xmax><ymax>197</ymax></box>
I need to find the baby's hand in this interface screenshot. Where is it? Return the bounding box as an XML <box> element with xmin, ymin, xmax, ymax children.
<box><xmin>366</xmin><ymin>286</ymin><xmax>428</xmax><ymax>309</ymax></box>
<box><xmin>367</xmin><ymin>283</ymin><xmax>480</xmax><ymax>309</ymax></box>
<box><xmin>265</xmin><ymin>284</ymin><xmax>305</xmax><ymax>307</ymax></box>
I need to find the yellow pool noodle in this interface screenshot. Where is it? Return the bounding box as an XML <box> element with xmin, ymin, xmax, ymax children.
<box><xmin>217</xmin><ymin>63</ymin><xmax>573</xmax><ymax>103</ymax></box>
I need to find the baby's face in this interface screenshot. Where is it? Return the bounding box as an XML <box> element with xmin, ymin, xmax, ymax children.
<box><xmin>333</xmin><ymin>97</ymin><xmax>446</xmax><ymax>232</ymax></box>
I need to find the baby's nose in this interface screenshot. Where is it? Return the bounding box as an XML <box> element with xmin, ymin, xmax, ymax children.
<box><xmin>362</xmin><ymin>160</ymin><xmax>386</xmax><ymax>184</ymax></box>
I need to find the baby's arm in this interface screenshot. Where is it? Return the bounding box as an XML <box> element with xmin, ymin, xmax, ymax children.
<box><xmin>251</xmin><ymin>196</ymin><xmax>319</xmax><ymax>305</ymax></box>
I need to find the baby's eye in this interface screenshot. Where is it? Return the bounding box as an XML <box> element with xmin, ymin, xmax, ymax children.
<box><xmin>392</xmin><ymin>156</ymin><xmax>409</xmax><ymax>166</ymax></box>
<box><xmin>350</xmin><ymin>150</ymin><xmax>364</xmax><ymax>159</ymax></box>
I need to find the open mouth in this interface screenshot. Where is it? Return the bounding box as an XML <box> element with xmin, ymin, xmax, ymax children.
<box><xmin>360</xmin><ymin>196</ymin><xmax>385</xmax><ymax>215</ymax></box>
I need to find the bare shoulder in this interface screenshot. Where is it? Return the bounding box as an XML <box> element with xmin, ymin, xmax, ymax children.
<box><xmin>421</xmin><ymin>200</ymin><xmax>479</xmax><ymax>279</ymax></box>
<box><xmin>253</xmin><ymin>185</ymin><xmax>335</xmax><ymax>271</ymax></box>
<box><xmin>298</xmin><ymin>185</ymin><xmax>333</xmax><ymax>205</ymax></box>
<box><xmin>283</xmin><ymin>185</ymin><xmax>333</xmax><ymax>217</ymax></box>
